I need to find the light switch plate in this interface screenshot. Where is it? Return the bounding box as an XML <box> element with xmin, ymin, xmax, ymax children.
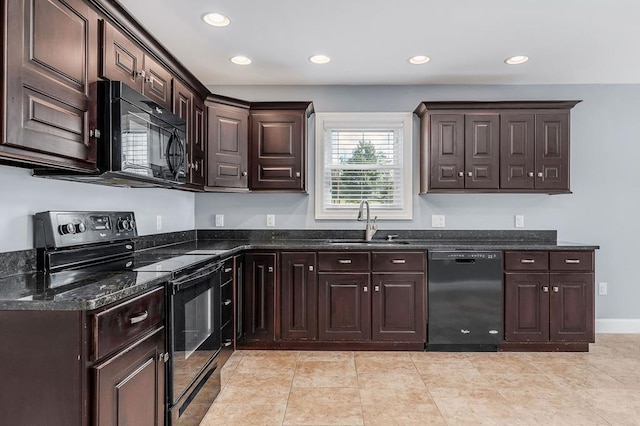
<box><xmin>156</xmin><ymin>215</ymin><xmax>162</xmax><ymax>231</ymax></box>
<box><xmin>431</xmin><ymin>215</ymin><xmax>445</xmax><ymax>228</ymax></box>
<box><xmin>215</xmin><ymin>214</ymin><xmax>224</xmax><ymax>227</ymax></box>
<box><xmin>515</xmin><ymin>215</ymin><xmax>525</xmax><ymax>228</ymax></box>
<box><xmin>599</xmin><ymin>282</ymin><xmax>608</xmax><ymax>296</ymax></box>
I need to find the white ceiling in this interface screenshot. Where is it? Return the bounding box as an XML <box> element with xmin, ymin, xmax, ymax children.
<box><xmin>117</xmin><ymin>0</ymin><xmax>640</xmax><ymax>86</ymax></box>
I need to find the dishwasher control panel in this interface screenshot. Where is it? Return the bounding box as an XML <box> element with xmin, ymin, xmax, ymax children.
<box><xmin>429</xmin><ymin>251</ymin><xmax>501</xmax><ymax>261</ymax></box>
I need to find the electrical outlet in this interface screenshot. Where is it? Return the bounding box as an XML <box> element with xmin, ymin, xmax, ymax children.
<box><xmin>431</xmin><ymin>215</ymin><xmax>446</xmax><ymax>228</ymax></box>
<box><xmin>215</xmin><ymin>214</ymin><xmax>224</xmax><ymax>227</ymax></box>
<box><xmin>266</xmin><ymin>214</ymin><xmax>276</xmax><ymax>227</ymax></box>
<box><xmin>515</xmin><ymin>215</ymin><xmax>525</xmax><ymax>228</ymax></box>
<box><xmin>598</xmin><ymin>282</ymin><xmax>608</xmax><ymax>296</ymax></box>
<box><xmin>156</xmin><ymin>215</ymin><xmax>162</xmax><ymax>231</ymax></box>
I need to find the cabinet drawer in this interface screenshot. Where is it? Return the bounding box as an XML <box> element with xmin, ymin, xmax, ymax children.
<box><xmin>318</xmin><ymin>252</ymin><xmax>370</xmax><ymax>271</ymax></box>
<box><xmin>504</xmin><ymin>251</ymin><xmax>549</xmax><ymax>271</ymax></box>
<box><xmin>550</xmin><ymin>251</ymin><xmax>593</xmax><ymax>271</ymax></box>
<box><xmin>372</xmin><ymin>252</ymin><xmax>425</xmax><ymax>272</ymax></box>
<box><xmin>91</xmin><ymin>286</ymin><xmax>164</xmax><ymax>361</ymax></box>
<box><xmin>221</xmin><ymin>258</ymin><xmax>234</xmax><ymax>283</ymax></box>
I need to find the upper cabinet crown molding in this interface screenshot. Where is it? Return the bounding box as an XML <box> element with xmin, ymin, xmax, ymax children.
<box><xmin>414</xmin><ymin>100</ymin><xmax>581</xmax><ymax>195</ymax></box>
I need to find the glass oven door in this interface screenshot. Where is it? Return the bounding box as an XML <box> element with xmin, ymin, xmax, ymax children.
<box><xmin>169</xmin><ymin>263</ymin><xmax>221</xmax><ymax>404</ymax></box>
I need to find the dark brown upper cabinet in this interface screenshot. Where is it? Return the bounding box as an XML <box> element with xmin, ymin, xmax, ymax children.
<box><xmin>173</xmin><ymin>79</ymin><xmax>206</xmax><ymax>188</ymax></box>
<box><xmin>100</xmin><ymin>20</ymin><xmax>172</xmax><ymax>110</ymax></box>
<box><xmin>206</xmin><ymin>100</ymin><xmax>250</xmax><ymax>190</ymax></box>
<box><xmin>249</xmin><ymin>102</ymin><xmax>314</xmax><ymax>192</ymax></box>
<box><xmin>2</xmin><ymin>0</ymin><xmax>99</xmax><ymax>171</ymax></box>
<box><xmin>415</xmin><ymin>101</ymin><xmax>580</xmax><ymax>194</ymax></box>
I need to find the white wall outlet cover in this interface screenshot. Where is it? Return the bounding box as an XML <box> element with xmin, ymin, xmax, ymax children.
<box><xmin>599</xmin><ymin>282</ymin><xmax>608</xmax><ymax>296</ymax></box>
<box><xmin>156</xmin><ymin>215</ymin><xmax>162</xmax><ymax>231</ymax></box>
<box><xmin>266</xmin><ymin>214</ymin><xmax>276</xmax><ymax>227</ymax></box>
<box><xmin>215</xmin><ymin>214</ymin><xmax>224</xmax><ymax>227</ymax></box>
<box><xmin>431</xmin><ymin>215</ymin><xmax>445</xmax><ymax>228</ymax></box>
<box><xmin>515</xmin><ymin>215</ymin><xmax>525</xmax><ymax>228</ymax></box>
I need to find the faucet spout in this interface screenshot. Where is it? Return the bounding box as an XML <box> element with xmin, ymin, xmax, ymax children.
<box><xmin>357</xmin><ymin>200</ymin><xmax>378</xmax><ymax>241</ymax></box>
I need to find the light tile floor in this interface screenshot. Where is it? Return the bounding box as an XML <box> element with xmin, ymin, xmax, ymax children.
<box><xmin>200</xmin><ymin>334</ymin><xmax>640</xmax><ymax>425</ymax></box>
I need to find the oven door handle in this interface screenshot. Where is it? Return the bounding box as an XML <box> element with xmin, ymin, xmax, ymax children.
<box><xmin>172</xmin><ymin>262</ymin><xmax>223</xmax><ymax>292</ymax></box>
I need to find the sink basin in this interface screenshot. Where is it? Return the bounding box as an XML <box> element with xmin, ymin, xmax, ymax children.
<box><xmin>325</xmin><ymin>239</ymin><xmax>411</xmax><ymax>245</ymax></box>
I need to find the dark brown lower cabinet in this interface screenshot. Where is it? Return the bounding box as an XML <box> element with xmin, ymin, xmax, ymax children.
<box><xmin>281</xmin><ymin>252</ymin><xmax>317</xmax><ymax>340</ymax></box>
<box><xmin>93</xmin><ymin>327</ymin><xmax>165</xmax><ymax>426</ymax></box>
<box><xmin>243</xmin><ymin>253</ymin><xmax>276</xmax><ymax>341</ymax></box>
<box><xmin>371</xmin><ymin>273</ymin><xmax>425</xmax><ymax>341</ymax></box>
<box><xmin>504</xmin><ymin>250</ymin><xmax>594</xmax><ymax>344</ymax></box>
<box><xmin>318</xmin><ymin>272</ymin><xmax>371</xmax><ymax>341</ymax></box>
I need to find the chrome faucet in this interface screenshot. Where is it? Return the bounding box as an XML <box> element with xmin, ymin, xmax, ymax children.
<box><xmin>357</xmin><ymin>200</ymin><xmax>378</xmax><ymax>241</ymax></box>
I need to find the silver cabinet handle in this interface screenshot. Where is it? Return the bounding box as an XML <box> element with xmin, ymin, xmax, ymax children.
<box><xmin>268</xmin><ymin>266</ymin><xmax>274</xmax><ymax>273</ymax></box>
<box><xmin>565</xmin><ymin>259</ymin><xmax>581</xmax><ymax>264</ymax></box>
<box><xmin>537</xmin><ymin>172</ymin><xmax>544</xmax><ymax>178</ymax></box>
<box><xmin>223</xmin><ymin>340</ymin><xmax>232</xmax><ymax>347</ymax></box>
<box><xmin>158</xmin><ymin>352</ymin><xmax>169</xmax><ymax>362</ymax></box>
<box><xmin>223</xmin><ymin>299</ymin><xmax>232</xmax><ymax>306</ymax></box>
<box><xmin>224</xmin><ymin>268</ymin><xmax>232</xmax><ymax>273</ymax></box>
<box><xmin>391</xmin><ymin>259</ymin><xmax>406</xmax><ymax>264</ymax></box>
<box><xmin>242</xmin><ymin>171</ymin><xmax>248</xmax><ymax>176</ymax></box>
<box><xmin>552</xmin><ymin>286</ymin><xmax>559</xmax><ymax>293</ymax></box>
<box><xmin>135</xmin><ymin>70</ymin><xmax>146</xmax><ymax>78</ymax></box>
<box><xmin>363</xmin><ymin>286</ymin><xmax>368</xmax><ymax>292</ymax></box>
<box><xmin>542</xmin><ymin>286</ymin><xmax>549</xmax><ymax>293</ymax></box>
<box><xmin>467</xmin><ymin>171</ymin><xmax>472</xmax><ymax>177</ymax></box>
<box><xmin>193</xmin><ymin>162</ymin><xmax>199</xmax><ymax>172</ymax></box>
<box><xmin>89</xmin><ymin>129</ymin><xmax>101</xmax><ymax>139</ymax></box>
<box><xmin>520</xmin><ymin>259</ymin><xmax>535</xmax><ymax>264</ymax></box>
<box><xmin>338</xmin><ymin>259</ymin><xmax>352</xmax><ymax>264</ymax></box>
<box><xmin>295</xmin><ymin>171</ymin><xmax>301</xmax><ymax>178</ymax></box>
<box><xmin>458</xmin><ymin>171</ymin><xmax>464</xmax><ymax>177</ymax></box>
<box><xmin>528</xmin><ymin>172</ymin><xmax>534</xmax><ymax>177</ymax></box>
<box><xmin>374</xmin><ymin>285</ymin><xmax>380</xmax><ymax>292</ymax></box>
<box><xmin>309</xmin><ymin>265</ymin><xmax>314</xmax><ymax>271</ymax></box>
<box><xmin>130</xmin><ymin>311</ymin><xmax>148</xmax><ymax>324</ymax></box>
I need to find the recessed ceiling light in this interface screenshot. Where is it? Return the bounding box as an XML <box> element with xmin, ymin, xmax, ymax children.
<box><xmin>202</xmin><ymin>12</ymin><xmax>230</xmax><ymax>27</ymax></box>
<box><xmin>409</xmin><ymin>55</ymin><xmax>431</xmax><ymax>65</ymax></box>
<box><xmin>230</xmin><ymin>56</ymin><xmax>252</xmax><ymax>65</ymax></box>
<box><xmin>505</xmin><ymin>55</ymin><xmax>529</xmax><ymax>65</ymax></box>
<box><xmin>309</xmin><ymin>55</ymin><xmax>331</xmax><ymax>64</ymax></box>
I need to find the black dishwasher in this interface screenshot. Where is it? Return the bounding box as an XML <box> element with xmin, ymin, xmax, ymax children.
<box><xmin>427</xmin><ymin>251</ymin><xmax>503</xmax><ymax>351</ymax></box>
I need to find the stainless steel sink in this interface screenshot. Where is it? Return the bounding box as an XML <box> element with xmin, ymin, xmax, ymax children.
<box><xmin>325</xmin><ymin>239</ymin><xmax>411</xmax><ymax>245</ymax></box>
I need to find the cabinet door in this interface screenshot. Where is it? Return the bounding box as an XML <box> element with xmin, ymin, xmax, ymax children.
<box><xmin>281</xmin><ymin>252</ymin><xmax>317</xmax><ymax>340</ymax></box>
<box><xmin>100</xmin><ymin>20</ymin><xmax>144</xmax><ymax>92</ymax></box>
<box><xmin>371</xmin><ymin>273</ymin><xmax>425</xmax><ymax>342</ymax></box>
<box><xmin>549</xmin><ymin>273</ymin><xmax>594</xmax><ymax>342</ymax></box>
<box><xmin>318</xmin><ymin>273</ymin><xmax>370</xmax><ymax>341</ymax></box>
<box><xmin>429</xmin><ymin>114</ymin><xmax>465</xmax><ymax>189</ymax></box>
<box><xmin>142</xmin><ymin>54</ymin><xmax>172</xmax><ymax>110</ymax></box>
<box><xmin>504</xmin><ymin>273</ymin><xmax>550</xmax><ymax>342</ymax></box>
<box><xmin>174</xmin><ymin>80</ymin><xmax>206</xmax><ymax>187</ymax></box>
<box><xmin>500</xmin><ymin>113</ymin><xmax>535</xmax><ymax>189</ymax></box>
<box><xmin>250</xmin><ymin>111</ymin><xmax>305</xmax><ymax>190</ymax></box>
<box><xmin>464</xmin><ymin>114</ymin><xmax>499</xmax><ymax>189</ymax></box>
<box><xmin>208</xmin><ymin>104</ymin><xmax>249</xmax><ymax>188</ymax></box>
<box><xmin>535</xmin><ymin>112</ymin><xmax>569</xmax><ymax>191</ymax></box>
<box><xmin>3</xmin><ymin>0</ymin><xmax>98</xmax><ymax>170</ymax></box>
<box><xmin>243</xmin><ymin>253</ymin><xmax>276</xmax><ymax>341</ymax></box>
<box><xmin>191</xmin><ymin>96</ymin><xmax>207</xmax><ymax>186</ymax></box>
<box><xmin>93</xmin><ymin>327</ymin><xmax>165</xmax><ymax>426</ymax></box>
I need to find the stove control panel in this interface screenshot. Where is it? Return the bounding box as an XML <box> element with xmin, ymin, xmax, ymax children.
<box><xmin>34</xmin><ymin>211</ymin><xmax>138</xmax><ymax>248</ymax></box>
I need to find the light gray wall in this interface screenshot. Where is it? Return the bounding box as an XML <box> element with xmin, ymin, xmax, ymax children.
<box><xmin>197</xmin><ymin>84</ymin><xmax>640</xmax><ymax>320</ymax></box>
<box><xmin>0</xmin><ymin>164</ymin><xmax>195</xmax><ymax>252</ymax></box>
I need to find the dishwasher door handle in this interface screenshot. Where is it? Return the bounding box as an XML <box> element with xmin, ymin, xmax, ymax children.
<box><xmin>455</xmin><ymin>259</ymin><xmax>476</xmax><ymax>264</ymax></box>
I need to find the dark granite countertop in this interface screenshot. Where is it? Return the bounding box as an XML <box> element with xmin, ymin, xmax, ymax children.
<box><xmin>0</xmin><ymin>230</ymin><xmax>599</xmax><ymax>311</ymax></box>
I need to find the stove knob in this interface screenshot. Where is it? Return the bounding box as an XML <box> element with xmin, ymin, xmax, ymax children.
<box><xmin>128</xmin><ymin>219</ymin><xmax>135</xmax><ymax>231</ymax></box>
<box><xmin>58</xmin><ymin>223</ymin><xmax>76</xmax><ymax>235</ymax></box>
<box><xmin>75</xmin><ymin>222</ymin><xmax>86</xmax><ymax>233</ymax></box>
<box><xmin>122</xmin><ymin>220</ymin><xmax>131</xmax><ymax>231</ymax></box>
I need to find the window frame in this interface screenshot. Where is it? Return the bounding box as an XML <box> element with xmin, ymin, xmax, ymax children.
<box><xmin>314</xmin><ymin>112</ymin><xmax>413</xmax><ymax>220</ymax></box>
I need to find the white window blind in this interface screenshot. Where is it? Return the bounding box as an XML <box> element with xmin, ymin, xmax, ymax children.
<box><xmin>315</xmin><ymin>113</ymin><xmax>413</xmax><ymax>220</ymax></box>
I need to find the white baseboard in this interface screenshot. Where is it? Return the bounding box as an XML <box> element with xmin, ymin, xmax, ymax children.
<box><xmin>596</xmin><ymin>319</ymin><xmax>640</xmax><ymax>333</ymax></box>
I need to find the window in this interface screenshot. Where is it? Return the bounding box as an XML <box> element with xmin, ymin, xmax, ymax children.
<box><xmin>315</xmin><ymin>113</ymin><xmax>413</xmax><ymax>220</ymax></box>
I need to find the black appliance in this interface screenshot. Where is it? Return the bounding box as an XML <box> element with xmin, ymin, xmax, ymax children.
<box><xmin>34</xmin><ymin>81</ymin><xmax>187</xmax><ymax>188</ymax></box>
<box><xmin>427</xmin><ymin>250</ymin><xmax>503</xmax><ymax>351</ymax></box>
<box><xmin>33</xmin><ymin>211</ymin><xmax>224</xmax><ymax>425</ymax></box>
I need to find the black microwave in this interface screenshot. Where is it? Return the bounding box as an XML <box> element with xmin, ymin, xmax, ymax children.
<box><xmin>96</xmin><ymin>81</ymin><xmax>187</xmax><ymax>187</ymax></box>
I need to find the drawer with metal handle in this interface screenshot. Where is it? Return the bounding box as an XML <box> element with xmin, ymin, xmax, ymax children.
<box><xmin>372</xmin><ymin>251</ymin><xmax>425</xmax><ymax>272</ymax></box>
<box><xmin>90</xmin><ymin>286</ymin><xmax>164</xmax><ymax>361</ymax></box>
<box><xmin>318</xmin><ymin>252</ymin><xmax>370</xmax><ymax>271</ymax></box>
<box><xmin>504</xmin><ymin>251</ymin><xmax>549</xmax><ymax>271</ymax></box>
<box><xmin>550</xmin><ymin>251</ymin><xmax>594</xmax><ymax>271</ymax></box>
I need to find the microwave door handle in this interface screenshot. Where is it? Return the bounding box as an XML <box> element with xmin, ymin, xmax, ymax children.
<box><xmin>175</xmin><ymin>132</ymin><xmax>186</xmax><ymax>179</ymax></box>
<box><xmin>165</xmin><ymin>132</ymin><xmax>176</xmax><ymax>176</ymax></box>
